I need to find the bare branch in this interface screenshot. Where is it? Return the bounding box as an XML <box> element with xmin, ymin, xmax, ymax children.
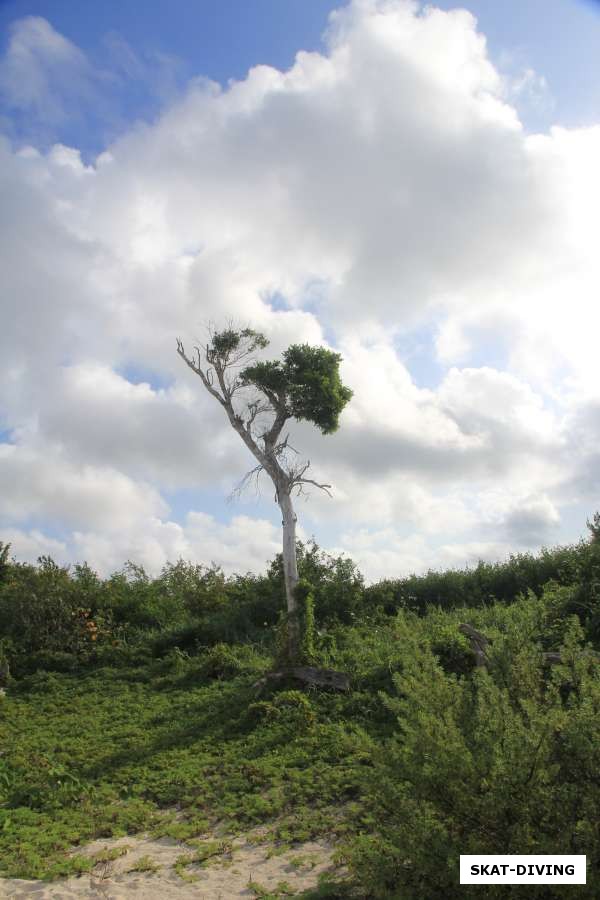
<box><xmin>228</xmin><ymin>462</ymin><xmax>265</xmax><ymax>503</ymax></box>
<box><xmin>176</xmin><ymin>338</ymin><xmax>225</xmax><ymax>406</ymax></box>
<box><xmin>293</xmin><ymin>477</ymin><xmax>333</xmax><ymax>497</ymax></box>
<box><xmin>272</xmin><ymin>433</ymin><xmax>299</xmax><ymax>459</ymax></box>
<box><xmin>293</xmin><ymin>459</ymin><xmax>311</xmax><ymax>479</ymax></box>
<box><xmin>177</xmin><ymin>336</ymin><xmax>281</xmax><ymax>483</ymax></box>
<box><xmin>243</xmin><ymin>398</ymin><xmax>273</xmax><ymax>437</ymax></box>
<box><xmin>180</xmin><ymin>326</ymin><xmax>334</xmax><ymax>505</ymax></box>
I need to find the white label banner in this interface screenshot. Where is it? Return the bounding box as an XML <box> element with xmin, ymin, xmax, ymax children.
<box><xmin>460</xmin><ymin>855</ymin><xmax>586</xmax><ymax>884</ymax></box>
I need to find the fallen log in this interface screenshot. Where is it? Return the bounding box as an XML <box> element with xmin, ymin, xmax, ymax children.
<box><xmin>292</xmin><ymin>666</ymin><xmax>350</xmax><ymax>690</ymax></box>
<box><xmin>253</xmin><ymin>665</ymin><xmax>350</xmax><ymax>693</ymax></box>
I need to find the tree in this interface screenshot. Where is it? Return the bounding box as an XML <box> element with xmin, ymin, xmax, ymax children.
<box><xmin>176</xmin><ymin>326</ymin><xmax>352</xmax><ymax>661</ymax></box>
<box><xmin>587</xmin><ymin>511</ymin><xmax>600</xmax><ymax>543</ymax></box>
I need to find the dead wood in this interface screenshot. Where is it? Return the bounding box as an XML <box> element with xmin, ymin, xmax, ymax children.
<box><xmin>458</xmin><ymin>623</ymin><xmax>490</xmax><ymax>668</ymax></box>
<box><xmin>459</xmin><ymin>623</ymin><xmax>600</xmax><ymax>670</ymax></box>
<box><xmin>253</xmin><ymin>666</ymin><xmax>350</xmax><ymax>693</ymax></box>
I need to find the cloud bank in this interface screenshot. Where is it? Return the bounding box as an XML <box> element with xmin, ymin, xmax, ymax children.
<box><xmin>1</xmin><ymin>0</ymin><xmax>599</xmax><ymax>581</ymax></box>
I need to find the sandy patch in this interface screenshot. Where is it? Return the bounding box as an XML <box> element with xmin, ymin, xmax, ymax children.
<box><xmin>0</xmin><ymin>826</ymin><xmax>346</xmax><ymax>899</ymax></box>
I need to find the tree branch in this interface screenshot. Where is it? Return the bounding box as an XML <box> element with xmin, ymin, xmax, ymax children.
<box><xmin>228</xmin><ymin>462</ymin><xmax>265</xmax><ymax>502</ymax></box>
<box><xmin>262</xmin><ymin>401</ymin><xmax>289</xmax><ymax>451</ymax></box>
<box><xmin>293</xmin><ymin>477</ymin><xmax>333</xmax><ymax>497</ymax></box>
<box><xmin>176</xmin><ymin>339</ymin><xmax>225</xmax><ymax>406</ymax></box>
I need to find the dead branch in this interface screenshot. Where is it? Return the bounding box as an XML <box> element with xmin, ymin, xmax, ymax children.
<box><xmin>228</xmin><ymin>462</ymin><xmax>265</xmax><ymax>503</ymax></box>
<box><xmin>459</xmin><ymin>623</ymin><xmax>490</xmax><ymax>668</ymax></box>
<box><xmin>176</xmin><ymin>338</ymin><xmax>225</xmax><ymax>407</ymax></box>
<box><xmin>273</xmin><ymin>433</ymin><xmax>299</xmax><ymax>458</ymax></box>
<box><xmin>293</xmin><ymin>477</ymin><xmax>333</xmax><ymax>497</ymax></box>
<box><xmin>459</xmin><ymin>623</ymin><xmax>600</xmax><ymax>671</ymax></box>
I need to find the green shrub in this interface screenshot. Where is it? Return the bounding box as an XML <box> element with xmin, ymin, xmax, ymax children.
<box><xmin>268</xmin><ymin>540</ymin><xmax>364</xmax><ymax>626</ymax></box>
<box><xmin>428</xmin><ymin>621</ymin><xmax>474</xmax><ymax>676</ymax></box>
<box><xmin>0</xmin><ymin>636</ymin><xmax>13</xmax><ymax>685</ymax></box>
<box><xmin>561</xmin><ymin>524</ymin><xmax>600</xmax><ymax>644</ymax></box>
<box><xmin>364</xmin><ymin>543</ymin><xmax>585</xmax><ymax>617</ymax></box>
<box><xmin>0</xmin><ymin>558</ymin><xmax>114</xmax><ymax>674</ymax></box>
<box><xmin>295</xmin><ymin>579</ymin><xmax>317</xmax><ymax>664</ymax></box>
<box><xmin>101</xmin><ymin>562</ymin><xmax>182</xmax><ymax>631</ymax></box>
<box><xmin>249</xmin><ymin>690</ymin><xmax>317</xmax><ymax>733</ymax></box>
<box><xmin>197</xmin><ymin>642</ymin><xmax>265</xmax><ymax>680</ymax></box>
<box><xmin>345</xmin><ymin>618</ymin><xmax>600</xmax><ymax>898</ymax></box>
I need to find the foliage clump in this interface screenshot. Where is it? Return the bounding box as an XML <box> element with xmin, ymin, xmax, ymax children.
<box><xmin>344</xmin><ymin>608</ymin><xmax>600</xmax><ymax>899</ymax></box>
<box><xmin>240</xmin><ymin>343</ymin><xmax>353</xmax><ymax>435</ymax></box>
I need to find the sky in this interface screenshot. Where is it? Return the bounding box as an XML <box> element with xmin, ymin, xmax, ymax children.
<box><xmin>2</xmin><ymin>0</ymin><xmax>600</xmax><ymax>583</ymax></box>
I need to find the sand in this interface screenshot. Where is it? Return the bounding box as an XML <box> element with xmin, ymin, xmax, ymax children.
<box><xmin>0</xmin><ymin>825</ymin><xmax>346</xmax><ymax>899</ymax></box>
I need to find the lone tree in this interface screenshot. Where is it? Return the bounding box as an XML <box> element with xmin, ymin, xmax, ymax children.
<box><xmin>177</xmin><ymin>326</ymin><xmax>352</xmax><ymax>662</ymax></box>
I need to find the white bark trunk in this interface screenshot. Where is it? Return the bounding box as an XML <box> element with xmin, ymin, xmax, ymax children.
<box><xmin>177</xmin><ymin>340</ymin><xmax>302</xmax><ymax>656</ymax></box>
<box><xmin>279</xmin><ymin>487</ymin><xmax>300</xmax><ymax>661</ymax></box>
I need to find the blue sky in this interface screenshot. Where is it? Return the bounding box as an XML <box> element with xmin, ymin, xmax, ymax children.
<box><xmin>0</xmin><ymin>0</ymin><xmax>336</xmax><ymax>157</ymax></box>
<box><xmin>2</xmin><ymin>0</ymin><xmax>600</xmax><ymax>580</ymax></box>
<box><xmin>2</xmin><ymin>0</ymin><xmax>600</xmax><ymax>152</ymax></box>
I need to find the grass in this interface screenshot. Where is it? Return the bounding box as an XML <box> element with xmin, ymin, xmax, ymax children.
<box><xmin>0</xmin><ymin>639</ymin><xmax>378</xmax><ymax>880</ymax></box>
<box><xmin>248</xmin><ymin>879</ymin><xmax>296</xmax><ymax>898</ymax></box>
<box><xmin>127</xmin><ymin>853</ymin><xmax>160</xmax><ymax>873</ymax></box>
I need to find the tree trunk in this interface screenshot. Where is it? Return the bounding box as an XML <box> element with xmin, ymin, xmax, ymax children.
<box><xmin>278</xmin><ymin>487</ymin><xmax>300</xmax><ymax>662</ymax></box>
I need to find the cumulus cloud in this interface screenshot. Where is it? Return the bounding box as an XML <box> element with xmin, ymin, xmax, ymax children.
<box><xmin>501</xmin><ymin>495</ymin><xmax>560</xmax><ymax>547</ymax></box>
<box><xmin>2</xmin><ymin>0</ymin><xmax>600</xmax><ymax>580</ymax></box>
<box><xmin>0</xmin><ymin>527</ymin><xmax>67</xmax><ymax>563</ymax></box>
<box><xmin>43</xmin><ymin>512</ymin><xmax>280</xmax><ymax>578</ymax></box>
<box><xmin>33</xmin><ymin>364</ymin><xmax>247</xmax><ymax>489</ymax></box>
<box><xmin>0</xmin><ymin>444</ymin><xmax>167</xmax><ymax>531</ymax></box>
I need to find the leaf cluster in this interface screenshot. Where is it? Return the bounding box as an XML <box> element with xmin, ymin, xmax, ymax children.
<box><xmin>240</xmin><ymin>343</ymin><xmax>353</xmax><ymax>435</ymax></box>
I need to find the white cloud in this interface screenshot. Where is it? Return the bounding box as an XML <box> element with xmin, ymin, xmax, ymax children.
<box><xmin>0</xmin><ymin>15</ymin><xmax>186</xmax><ymax>148</ymax></box>
<box><xmin>31</xmin><ymin>363</ymin><xmax>247</xmax><ymax>489</ymax></box>
<box><xmin>0</xmin><ymin>527</ymin><xmax>67</xmax><ymax>563</ymax></box>
<box><xmin>0</xmin><ymin>17</ymin><xmax>90</xmax><ymax>123</ymax></box>
<box><xmin>334</xmin><ymin>526</ymin><xmax>513</xmax><ymax>582</ymax></box>
<box><xmin>5</xmin><ymin>512</ymin><xmax>282</xmax><ymax>579</ymax></box>
<box><xmin>0</xmin><ymin>444</ymin><xmax>167</xmax><ymax>531</ymax></box>
<box><xmin>2</xmin><ymin>1</ymin><xmax>600</xmax><ymax>581</ymax></box>
<box><xmin>501</xmin><ymin>494</ymin><xmax>560</xmax><ymax>547</ymax></box>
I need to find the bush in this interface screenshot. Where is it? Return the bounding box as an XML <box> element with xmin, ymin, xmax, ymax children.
<box><xmin>428</xmin><ymin>621</ymin><xmax>474</xmax><ymax>676</ymax></box>
<box><xmin>268</xmin><ymin>539</ymin><xmax>364</xmax><ymax>626</ymax></box>
<box><xmin>0</xmin><ymin>558</ymin><xmax>115</xmax><ymax>674</ymax></box>
<box><xmin>249</xmin><ymin>689</ymin><xmax>317</xmax><ymax>733</ymax></box>
<box><xmin>197</xmin><ymin>643</ymin><xmax>265</xmax><ymax>680</ymax></box>
<box><xmin>101</xmin><ymin>562</ymin><xmax>183</xmax><ymax>631</ymax></box>
<box><xmin>563</xmin><ymin>523</ymin><xmax>600</xmax><ymax>645</ymax></box>
<box><xmin>345</xmin><ymin>617</ymin><xmax>600</xmax><ymax>899</ymax></box>
<box><xmin>364</xmin><ymin>543</ymin><xmax>585</xmax><ymax>617</ymax></box>
<box><xmin>0</xmin><ymin>541</ymin><xmax>11</xmax><ymax>586</ymax></box>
